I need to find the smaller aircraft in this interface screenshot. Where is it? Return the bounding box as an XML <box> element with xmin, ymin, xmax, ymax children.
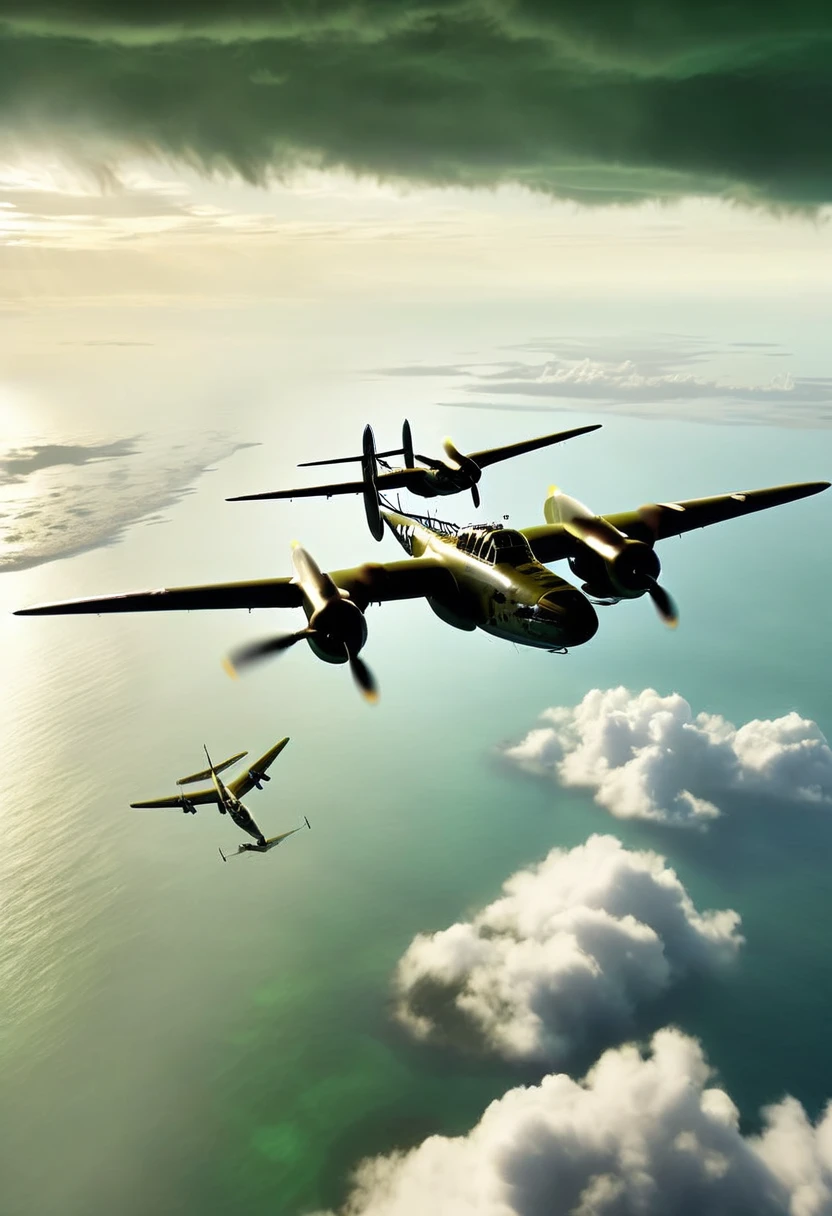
<box><xmin>218</xmin><ymin>816</ymin><xmax>311</xmax><ymax>863</ymax></box>
<box><xmin>227</xmin><ymin>419</ymin><xmax>600</xmax><ymax>539</ymax></box>
<box><xmin>130</xmin><ymin>737</ymin><xmax>308</xmax><ymax>859</ymax></box>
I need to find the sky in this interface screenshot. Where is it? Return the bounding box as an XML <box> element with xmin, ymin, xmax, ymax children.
<box><xmin>2</xmin><ymin>6</ymin><xmax>832</xmax><ymax>1216</ymax></box>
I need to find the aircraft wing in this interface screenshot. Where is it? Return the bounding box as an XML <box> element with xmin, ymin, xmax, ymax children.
<box><xmin>228</xmin><ymin>737</ymin><xmax>291</xmax><ymax>798</ymax></box>
<box><xmin>521</xmin><ymin>481</ymin><xmax>830</xmax><ymax>564</ymax></box>
<box><xmin>15</xmin><ymin>558</ymin><xmax>451</xmax><ymax>617</ymax></box>
<box><xmin>131</xmin><ymin>788</ymin><xmax>218</xmax><ymax>809</ymax></box>
<box><xmin>263</xmin><ymin>826</ymin><xmax>304</xmax><ymax>847</ymax></box>
<box><xmin>228</xmin><ymin>478</ymin><xmax>367</xmax><ymax>502</ymax></box>
<box><xmin>222</xmin><ymin>825</ymin><xmax>305</xmax><ymax>859</ymax></box>
<box><xmin>466</xmin><ymin>423</ymin><xmax>601</xmax><ymax>469</ymax></box>
<box><xmin>15</xmin><ymin>579</ymin><xmax>304</xmax><ymax>616</ymax></box>
<box><xmin>227</xmin><ymin>468</ymin><xmax>414</xmax><ymax>503</ymax></box>
<box><xmin>332</xmin><ymin>557</ymin><xmax>453</xmax><ymax>608</ymax></box>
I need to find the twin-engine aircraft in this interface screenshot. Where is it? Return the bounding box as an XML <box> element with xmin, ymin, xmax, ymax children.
<box><xmin>227</xmin><ymin>419</ymin><xmax>601</xmax><ymax>539</ymax></box>
<box><xmin>130</xmin><ymin>737</ymin><xmax>310</xmax><ymax>859</ymax></box>
<box><xmin>16</xmin><ymin>475</ymin><xmax>829</xmax><ymax>702</ymax></box>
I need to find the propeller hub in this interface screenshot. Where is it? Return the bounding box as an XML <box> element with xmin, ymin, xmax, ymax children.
<box><xmin>610</xmin><ymin>540</ymin><xmax>660</xmax><ymax>593</ymax></box>
<box><xmin>310</xmin><ymin>597</ymin><xmax>368</xmax><ymax>656</ymax></box>
<box><xmin>223</xmin><ymin>542</ymin><xmax>378</xmax><ymax>700</ymax></box>
<box><xmin>442</xmin><ymin>438</ymin><xmax>481</xmax><ymax>485</ymax></box>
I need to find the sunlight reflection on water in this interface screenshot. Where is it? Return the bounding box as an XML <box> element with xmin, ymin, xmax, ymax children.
<box><xmin>0</xmin><ymin>619</ymin><xmax>132</xmax><ymax>1078</ymax></box>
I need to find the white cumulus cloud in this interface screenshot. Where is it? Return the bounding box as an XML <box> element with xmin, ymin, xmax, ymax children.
<box><xmin>504</xmin><ymin>688</ymin><xmax>832</xmax><ymax>829</ymax></box>
<box><xmin>393</xmin><ymin>834</ymin><xmax>741</xmax><ymax>1065</ymax></box>
<box><xmin>324</xmin><ymin>1029</ymin><xmax>832</xmax><ymax>1216</ymax></box>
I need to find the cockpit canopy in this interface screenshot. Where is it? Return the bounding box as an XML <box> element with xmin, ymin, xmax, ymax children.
<box><xmin>456</xmin><ymin>527</ymin><xmax>533</xmax><ymax>566</ymax></box>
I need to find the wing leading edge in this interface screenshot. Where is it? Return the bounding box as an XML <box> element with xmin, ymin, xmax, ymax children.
<box><xmin>229</xmin><ymin>737</ymin><xmax>291</xmax><ymax>798</ymax></box>
<box><xmin>522</xmin><ymin>481</ymin><xmax>830</xmax><ymax>564</ymax></box>
<box><xmin>131</xmin><ymin>788</ymin><xmax>218</xmax><ymax>810</ymax></box>
<box><xmin>466</xmin><ymin>423</ymin><xmax>601</xmax><ymax>469</ymax></box>
<box><xmin>227</xmin><ymin>468</ymin><xmax>415</xmax><ymax>503</ymax></box>
<box><xmin>14</xmin><ymin>558</ymin><xmax>451</xmax><ymax>617</ymax></box>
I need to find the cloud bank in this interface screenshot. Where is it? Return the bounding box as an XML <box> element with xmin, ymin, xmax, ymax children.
<box><xmin>394</xmin><ymin>834</ymin><xmax>741</xmax><ymax>1064</ymax></box>
<box><xmin>324</xmin><ymin>1028</ymin><xmax>832</xmax><ymax>1216</ymax></box>
<box><xmin>470</xmin><ymin>358</ymin><xmax>832</xmax><ymax>426</ymax></box>
<box><xmin>505</xmin><ymin>688</ymin><xmax>832</xmax><ymax>828</ymax></box>
<box><xmin>382</xmin><ymin>336</ymin><xmax>832</xmax><ymax>428</ymax></box>
<box><xmin>3</xmin><ymin>3</ymin><xmax>832</xmax><ymax>205</ymax></box>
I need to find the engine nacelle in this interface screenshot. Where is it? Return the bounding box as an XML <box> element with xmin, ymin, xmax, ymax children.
<box><xmin>427</xmin><ymin>594</ymin><xmax>477</xmax><ymax>632</ymax></box>
<box><xmin>306</xmin><ymin>596</ymin><xmax>369</xmax><ymax>664</ymax></box>
<box><xmin>569</xmin><ymin>538</ymin><xmax>660</xmax><ymax>601</ymax></box>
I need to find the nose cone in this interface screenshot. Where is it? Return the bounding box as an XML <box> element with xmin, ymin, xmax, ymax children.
<box><xmin>537</xmin><ymin>589</ymin><xmax>599</xmax><ymax>647</ymax></box>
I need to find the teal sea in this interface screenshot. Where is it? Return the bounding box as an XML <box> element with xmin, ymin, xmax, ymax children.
<box><xmin>1</xmin><ymin>298</ymin><xmax>831</xmax><ymax>1215</ymax></box>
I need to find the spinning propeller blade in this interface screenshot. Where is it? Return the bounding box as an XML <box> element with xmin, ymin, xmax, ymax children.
<box><xmin>644</xmin><ymin>577</ymin><xmax>679</xmax><ymax>628</ymax></box>
<box><xmin>223</xmin><ymin>543</ymin><xmax>378</xmax><ymax>699</ymax></box>
<box><xmin>546</xmin><ymin>485</ymin><xmax>679</xmax><ymax>627</ymax></box>
<box><xmin>223</xmin><ymin>629</ymin><xmax>312</xmax><ymax>678</ymax></box>
<box><xmin>442</xmin><ymin>437</ymin><xmax>481</xmax><ymax>482</ymax></box>
<box><xmin>349</xmin><ymin>653</ymin><xmax>378</xmax><ymax>702</ymax></box>
<box><xmin>545</xmin><ymin>487</ymin><xmax>624</xmax><ymax>559</ymax></box>
<box><xmin>291</xmin><ymin>541</ymin><xmax>337</xmax><ymax>600</ymax></box>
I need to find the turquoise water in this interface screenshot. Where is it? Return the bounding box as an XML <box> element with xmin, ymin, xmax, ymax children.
<box><xmin>1</xmin><ymin>301</ymin><xmax>831</xmax><ymax>1215</ymax></box>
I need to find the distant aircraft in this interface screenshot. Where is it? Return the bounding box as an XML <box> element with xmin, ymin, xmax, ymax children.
<box><xmin>17</xmin><ymin>472</ymin><xmax>829</xmax><ymax>702</ymax></box>
<box><xmin>226</xmin><ymin>419</ymin><xmax>601</xmax><ymax>539</ymax></box>
<box><xmin>129</xmin><ymin>738</ymin><xmax>310</xmax><ymax>859</ymax></box>
<box><xmin>218</xmin><ymin>816</ymin><xmax>311</xmax><ymax>863</ymax></box>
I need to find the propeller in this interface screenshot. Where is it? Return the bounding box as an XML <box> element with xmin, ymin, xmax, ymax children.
<box><xmin>642</xmin><ymin>576</ymin><xmax>678</xmax><ymax>627</ymax></box>
<box><xmin>546</xmin><ymin>486</ymin><xmax>678</xmax><ymax>628</ymax></box>
<box><xmin>223</xmin><ymin>544</ymin><xmax>378</xmax><ymax>700</ymax></box>
<box><xmin>442</xmin><ymin>437</ymin><xmax>482</xmax><ymax>508</ymax></box>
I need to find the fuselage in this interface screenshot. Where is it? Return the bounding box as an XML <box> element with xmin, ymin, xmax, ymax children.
<box><xmin>402</xmin><ymin>465</ymin><xmax>470</xmax><ymax>499</ymax></box>
<box><xmin>382</xmin><ymin>511</ymin><xmax>598</xmax><ymax>651</ymax></box>
<box><xmin>210</xmin><ymin>769</ymin><xmax>265</xmax><ymax>844</ymax></box>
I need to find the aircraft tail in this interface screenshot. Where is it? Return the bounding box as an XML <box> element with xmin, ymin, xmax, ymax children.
<box><xmin>401</xmin><ymin>419</ymin><xmax>415</xmax><ymax>469</ymax></box>
<box><xmin>361</xmin><ymin>424</ymin><xmax>384</xmax><ymax>542</ymax></box>
<box><xmin>177</xmin><ymin>750</ymin><xmax>248</xmax><ymax>785</ymax></box>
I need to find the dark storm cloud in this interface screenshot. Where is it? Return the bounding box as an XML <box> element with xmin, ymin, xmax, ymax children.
<box><xmin>2</xmin><ymin>2</ymin><xmax>832</xmax><ymax>204</ymax></box>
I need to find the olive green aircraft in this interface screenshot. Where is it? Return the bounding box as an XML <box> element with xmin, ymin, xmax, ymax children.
<box><xmin>15</xmin><ymin>473</ymin><xmax>828</xmax><ymax>700</ymax></box>
<box><xmin>130</xmin><ymin>737</ymin><xmax>311</xmax><ymax>859</ymax></box>
<box><xmin>227</xmin><ymin>419</ymin><xmax>601</xmax><ymax>539</ymax></box>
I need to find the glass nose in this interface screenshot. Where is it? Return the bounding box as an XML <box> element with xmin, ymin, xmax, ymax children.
<box><xmin>538</xmin><ymin>589</ymin><xmax>598</xmax><ymax>643</ymax></box>
<box><xmin>536</xmin><ymin>592</ymin><xmax>565</xmax><ymax>617</ymax></box>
